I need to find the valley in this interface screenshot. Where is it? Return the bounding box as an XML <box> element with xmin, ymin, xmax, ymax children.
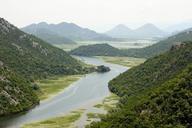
<box><xmin>0</xmin><ymin>56</ymin><xmax>129</xmax><ymax>128</ymax></box>
<box><xmin>1</xmin><ymin>1</ymin><xmax>192</xmax><ymax>127</ymax></box>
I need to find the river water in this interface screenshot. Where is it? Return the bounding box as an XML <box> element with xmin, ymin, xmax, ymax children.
<box><xmin>0</xmin><ymin>56</ymin><xmax>128</xmax><ymax>128</ymax></box>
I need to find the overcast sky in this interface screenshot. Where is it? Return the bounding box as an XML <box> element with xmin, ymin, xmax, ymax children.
<box><xmin>1</xmin><ymin>0</ymin><xmax>192</xmax><ymax>32</ymax></box>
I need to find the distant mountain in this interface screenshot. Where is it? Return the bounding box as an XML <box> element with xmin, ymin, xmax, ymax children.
<box><xmin>22</xmin><ymin>26</ymin><xmax>76</xmax><ymax>45</ymax></box>
<box><xmin>0</xmin><ymin>18</ymin><xmax>89</xmax><ymax>116</ymax></box>
<box><xmin>22</xmin><ymin>22</ymin><xmax>116</xmax><ymax>41</ymax></box>
<box><xmin>105</xmin><ymin>24</ymin><xmax>133</xmax><ymax>38</ymax></box>
<box><xmin>105</xmin><ymin>23</ymin><xmax>167</xmax><ymax>39</ymax></box>
<box><xmin>70</xmin><ymin>44</ymin><xmax>123</xmax><ymax>56</ymax></box>
<box><xmin>124</xmin><ymin>29</ymin><xmax>192</xmax><ymax>58</ymax></box>
<box><xmin>134</xmin><ymin>23</ymin><xmax>167</xmax><ymax>39</ymax></box>
<box><xmin>165</xmin><ymin>20</ymin><xmax>192</xmax><ymax>33</ymax></box>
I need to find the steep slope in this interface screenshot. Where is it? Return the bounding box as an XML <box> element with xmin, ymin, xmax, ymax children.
<box><xmin>0</xmin><ymin>18</ymin><xmax>93</xmax><ymax>116</ymax></box>
<box><xmin>124</xmin><ymin>30</ymin><xmax>192</xmax><ymax>58</ymax></box>
<box><xmin>0</xmin><ymin>18</ymin><xmax>87</xmax><ymax>80</ymax></box>
<box><xmin>0</xmin><ymin>65</ymin><xmax>39</xmax><ymax>116</ymax></box>
<box><xmin>88</xmin><ymin>42</ymin><xmax>192</xmax><ymax>128</ymax></box>
<box><xmin>22</xmin><ymin>26</ymin><xmax>76</xmax><ymax>45</ymax></box>
<box><xmin>0</xmin><ymin>18</ymin><xmax>91</xmax><ymax>116</ymax></box>
<box><xmin>70</xmin><ymin>44</ymin><xmax>123</xmax><ymax>56</ymax></box>
<box><xmin>22</xmin><ymin>22</ymin><xmax>116</xmax><ymax>41</ymax></box>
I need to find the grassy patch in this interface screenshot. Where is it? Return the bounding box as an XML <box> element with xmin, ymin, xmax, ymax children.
<box><xmin>94</xmin><ymin>94</ymin><xmax>120</xmax><ymax>111</ymax></box>
<box><xmin>97</xmin><ymin>56</ymin><xmax>145</xmax><ymax>67</ymax></box>
<box><xmin>87</xmin><ymin>113</ymin><xmax>104</xmax><ymax>119</ymax></box>
<box><xmin>22</xmin><ymin>110</ymin><xmax>84</xmax><ymax>128</ymax></box>
<box><xmin>36</xmin><ymin>75</ymin><xmax>82</xmax><ymax>100</ymax></box>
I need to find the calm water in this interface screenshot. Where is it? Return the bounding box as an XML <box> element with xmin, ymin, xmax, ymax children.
<box><xmin>0</xmin><ymin>56</ymin><xmax>128</xmax><ymax>128</ymax></box>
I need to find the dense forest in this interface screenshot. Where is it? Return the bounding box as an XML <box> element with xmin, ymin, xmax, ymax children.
<box><xmin>0</xmin><ymin>18</ymin><xmax>90</xmax><ymax>116</ymax></box>
<box><xmin>88</xmin><ymin>42</ymin><xmax>192</xmax><ymax>128</ymax></box>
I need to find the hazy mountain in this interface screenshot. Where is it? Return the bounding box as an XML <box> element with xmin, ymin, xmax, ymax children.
<box><xmin>22</xmin><ymin>22</ymin><xmax>116</xmax><ymax>41</ymax></box>
<box><xmin>105</xmin><ymin>23</ymin><xmax>168</xmax><ymax>39</ymax></box>
<box><xmin>0</xmin><ymin>18</ymin><xmax>89</xmax><ymax>116</ymax></box>
<box><xmin>134</xmin><ymin>23</ymin><xmax>167</xmax><ymax>39</ymax></box>
<box><xmin>21</xmin><ymin>23</ymin><xmax>76</xmax><ymax>45</ymax></box>
<box><xmin>105</xmin><ymin>24</ymin><xmax>133</xmax><ymax>38</ymax></box>
<box><xmin>165</xmin><ymin>20</ymin><xmax>192</xmax><ymax>33</ymax></box>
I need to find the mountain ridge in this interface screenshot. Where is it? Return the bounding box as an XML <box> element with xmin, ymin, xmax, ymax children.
<box><xmin>105</xmin><ymin>23</ymin><xmax>167</xmax><ymax>39</ymax></box>
<box><xmin>22</xmin><ymin>22</ymin><xmax>117</xmax><ymax>41</ymax></box>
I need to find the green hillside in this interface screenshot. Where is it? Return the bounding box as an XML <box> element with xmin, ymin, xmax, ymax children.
<box><xmin>70</xmin><ymin>44</ymin><xmax>123</xmax><ymax>56</ymax></box>
<box><xmin>124</xmin><ymin>31</ymin><xmax>192</xmax><ymax>58</ymax></box>
<box><xmin>88</xmin><ymin>42</ymin><xmax>192</xmax><ymax>128</ymax></box>
<box><xmin>0</xmin><ymin>18</ymin><xmax>88</xmax><ymax>81</ymax></box>
<box><xmin>0</xmin><ymin>18</ymin><xmax>90</xmax><ymax>116</ymax></box>
<box><xmin>0</xmin><ymin>65</ymin><xmax>39</xmax><ymax>116</ymax></box>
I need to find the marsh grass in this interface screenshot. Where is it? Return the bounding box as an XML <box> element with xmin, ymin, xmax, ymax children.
<box><xmin>36</xmin><ymin>75</ymin><xmax>82</xmax><ymax>100</ymax></box>
<box><xmin>94</xmin><ymin>93</ymin><xmax>119</xmax><ymax>111</ymax></box>
<box><xmin>22</xmin><ymin>110</ymin><xmax>84</xmax><ymax>128</ymax></box>
<box><xmin>97</xmin><ymin>56</ymin><xmax>145</xmax><ymax>67</ymax></box>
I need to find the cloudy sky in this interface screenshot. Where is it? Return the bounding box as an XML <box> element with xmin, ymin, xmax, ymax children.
<box><xmin>1</xmin><ymin>0</ymin><xmax>192</xmax><ymax>32</ymax></box>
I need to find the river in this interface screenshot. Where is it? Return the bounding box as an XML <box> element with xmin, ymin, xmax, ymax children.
<box><xmin>0</xmin><ymin>56</ymin><xmax>128</xmax><ymax>128</ymax></box>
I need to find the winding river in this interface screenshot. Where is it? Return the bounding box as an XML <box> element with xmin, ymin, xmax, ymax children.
<box><xmin>0</xmin><ymin>56</ymin><xmax>128</xmax><ymax>128</ymax></box>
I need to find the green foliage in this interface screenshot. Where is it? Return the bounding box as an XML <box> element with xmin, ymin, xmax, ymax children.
<box><xmin>88</xmin><ymin>42</ymin><xmax>192</xmax><ymax>128</ymax></box>
<box><xmin>0</xmin><ymin>66</ymin><xmax>39</xmax><ymax>116</ymax></box>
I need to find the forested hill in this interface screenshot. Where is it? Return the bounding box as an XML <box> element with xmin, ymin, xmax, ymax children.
<box><xmin>124</xmin><ymin>30</ymin><xmax>192</xmax><ymax>58</ymax></box>
<box><xmin>88</xmin><ymin>42</ymin><xmax>192</xmax><ymax>128</ymax></box>
<box><xmin>70</xmin><ymin>44</ymin><xmax>123</xmax><ymax>56</ymax></box>
<box><xmin>0</xmin><ymin>18</ymin><xmax>89</xmax><ymax>116</ymax></box>
<box><xmin>0</xmin><ymin>18</ymin><xmax>88</xmax><ymax>81</ymax></box>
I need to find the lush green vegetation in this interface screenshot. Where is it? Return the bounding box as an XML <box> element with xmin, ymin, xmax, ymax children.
<box><xmin>0</xmin><ymin>18</ymin><xmax>90</xmax><ymax>116</ymax></box>
<box><xmin>36</xmin><ymin>75</ymin><xmax>82</xmax><ymax>100</ymax></box>
<box><xmin>97</xmin><ymin>56</ymin><xmax>145</xmax><ymax>67</ymax></box>
<box><xmin>0</xmin><ymin>65</ymin><xmax>39</xmax><ymax>116</ymax></box>
<box><xmin>22</xmin><ymin>109</ymin><xmax>84</xmax><ymax>128</ymax></box>
<box><xmin>70</xmin><ymin>44</ymin><xmax>123</xmax><ymax>56</ymax></box>
<box><xmin>87</xmin><ymin>42</ymin><xmax>192</xmax><ymax>128</ymax></box>
<box><xmin>0</xmin><ymin>22</ymin><xmax>89</xmax><ymax>81</ymax></box>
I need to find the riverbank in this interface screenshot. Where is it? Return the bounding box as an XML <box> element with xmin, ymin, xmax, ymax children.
<box><xmin>22</xmin><ymin>93</ymin><xmax>119</xmax><ymax>128</ymax></box>
<box><xmin>0</xmin><ymin>56</ymin><xmax>127</xmax><ymax>128</ymax></box>
<box><xmin>21</xmin><ymin>56</ymin><xmax>135</xmax><ymax>128</ymax></box>
<box><xmin>97</xmin><ymin>56</ymin><xmax>145</xmax><ymax>67</ymax></box>
<box><xmin>35</xmin><ymin>75</ymin><xmax>82</xmax><ymax>101</ymax></box>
